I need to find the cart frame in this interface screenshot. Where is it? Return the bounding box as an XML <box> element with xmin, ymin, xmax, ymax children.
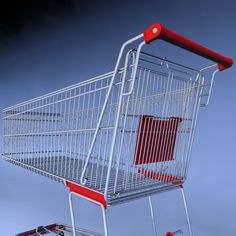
<box><xmin>3</xmin><ymin>23</ymin><xmax>233</xmax><ymax>236</ymax></box>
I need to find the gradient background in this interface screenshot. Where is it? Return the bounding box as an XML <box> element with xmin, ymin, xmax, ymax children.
<box><xmin>0</xmin><ymin>0</ymin><xmax>235</xmax><ymax>235</ymax></box>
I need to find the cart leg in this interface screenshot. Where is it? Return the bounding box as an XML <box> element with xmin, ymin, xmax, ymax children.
<box><xmin>180</xmin><ymin>186</ymin><xmax>193</xmax><ymax>236</ymax></box>
<box><xmin>68</xmin><ymin>191</ymin><xmax>109</xmax><ymax>236</ymax></box>
<box><xmin>68</xmin><ymin>192</ymin><xmax>77</xmax><ymax>236</ymax></box>
<box><xmin>148</xmin><ymin>196</ymin><xmax>158</xmax><ymax>236</ymax></box>
<box><xmin>101</xmin><ymin>205</ymin><xmax>109</xmax><ymax>236</ymax></box>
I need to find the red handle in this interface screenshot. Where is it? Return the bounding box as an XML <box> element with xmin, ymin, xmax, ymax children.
<box><xmin>144</xmin><ymin>23</ymin><xmax>233</xmax><ymax>71</ymax></box>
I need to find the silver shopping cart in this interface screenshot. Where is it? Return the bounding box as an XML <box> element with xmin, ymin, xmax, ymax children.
<box><xmin>3</xmin><ymin>23</ymin><xmax>233</xmax><ymax>236</ymax></box>
<box><xmin>16</xmin><ymin>223</ymin><xmax>103</xmax><ymax>236</ymax></box>
<box><xmin>16</xmin><ymin>224</ymin><xmax>183</xmax><ymax>236</ymax></box>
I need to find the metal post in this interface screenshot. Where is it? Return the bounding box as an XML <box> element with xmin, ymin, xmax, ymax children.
<box><xmin>148</xmin><ymin>196</ymin><xmax>158</xmax><ymax>236</ymax></box>
<box><xmin>180</xmin><ymin>186</ymin><xmax>193</xmax><ymax>236</ymax></box>
<box><xmin>101</xmin><ymin>205</ymin><xmax>109</xmax><ymax>236</ymax></box>
<box><xmin>68</xmin><ymin>192</ymin><xmax>77</xmax><ymax>236</ymax></box>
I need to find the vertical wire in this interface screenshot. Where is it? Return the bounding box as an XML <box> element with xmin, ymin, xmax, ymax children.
<box><xmin>72</xmin><ymin>86</ymin><xmax>81</xmax><ymax>182</ymax></box>
<box><xmin>68</xmin><ymin>88</ymin><xmax>76</xmax><ymax>180</ymax></box>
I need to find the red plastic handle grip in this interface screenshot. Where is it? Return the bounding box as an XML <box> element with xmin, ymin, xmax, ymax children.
<box><xmin>144</xmin><ymin>23</ymin><xmax>233</xmax><ymax>71</ymax></box>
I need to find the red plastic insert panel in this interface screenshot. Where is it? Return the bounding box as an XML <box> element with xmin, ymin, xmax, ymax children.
<box><xmin>134</xmin><ymin>115</ymin><xmax>182</xmax><ymax>165</ymax></box>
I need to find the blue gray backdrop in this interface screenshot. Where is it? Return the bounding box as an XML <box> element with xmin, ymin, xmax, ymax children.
<box><xmin>0</xmin><ymin>0</ymin><xmax>235</xmax><ymax>235</ymax></box>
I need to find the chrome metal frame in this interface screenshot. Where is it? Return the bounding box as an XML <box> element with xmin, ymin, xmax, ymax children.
<box><xmin>80</xmin><ymin>34</ymin><xmax>143</xmax><ymax>189</ymax></box>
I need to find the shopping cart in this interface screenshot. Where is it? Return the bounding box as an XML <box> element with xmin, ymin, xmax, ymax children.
<box><xmin>16</xmin><ymin>223</ymin><xmax>103</xmax><ymax>236</ymax></box>
<box><xmin>16</xmin><ymin>224</ymin><xmax>183</xmax><ymax>236</ymax></box>
<box><xmin>3</xmin><ymin>23</ymin><xmax>233</xmax><ymax>236</ymax></box>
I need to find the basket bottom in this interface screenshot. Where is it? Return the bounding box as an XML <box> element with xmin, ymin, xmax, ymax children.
<box><xmin>4</xmin><ymin>155</ymin><xmax>182</xmax><ymax>205</ymax></box>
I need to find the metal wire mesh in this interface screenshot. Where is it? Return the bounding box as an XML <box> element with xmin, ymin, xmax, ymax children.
<box><xmin>3</xmin><ymin>51</ymin><xmax>205</xmax><ymax>203</ymax></box>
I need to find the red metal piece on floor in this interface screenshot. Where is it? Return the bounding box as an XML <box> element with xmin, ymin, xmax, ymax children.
<box><xmin>66</xmin><ymin>180</ymin><xmax>107</xmax><ymax>208</ymax></box>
